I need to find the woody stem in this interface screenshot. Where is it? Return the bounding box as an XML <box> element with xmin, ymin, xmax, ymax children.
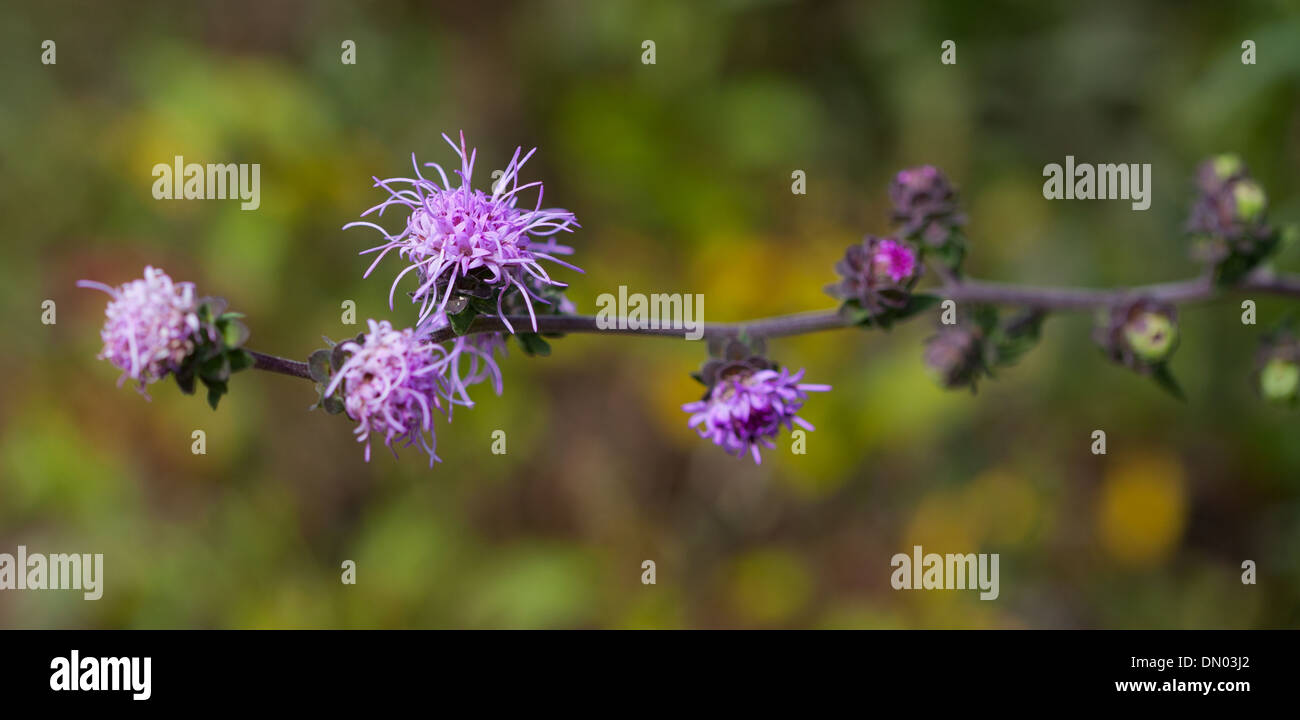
<box><xmin>247</xmin><ymin>266</ymin><xmax>1300</xmax><ymax>381</ymax></box>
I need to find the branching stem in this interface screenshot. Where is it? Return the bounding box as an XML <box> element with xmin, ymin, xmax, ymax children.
<box><xmin>245</xmin><ymin>266</ymin><xmax>1300</xmax><ymax>381</ymax></box>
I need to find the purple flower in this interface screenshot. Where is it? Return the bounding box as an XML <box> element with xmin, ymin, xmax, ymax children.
<box><xmin>682</xmin><ymin>365</ymin><xmax>830</xmax><ymax>464</ymax></box>
<box><xmin>826</xmin><ymin>235</ymin><xmax>922</xmax><ymax>316</ymax></box>
<box><xmin>78</xmin><ymin>266</ymin><xmax>201</xmax><ymax>394</ymax></box>
<box><xmin>348</xmin><ymin>132</ymin><xmax>581</xmax><ymax>333</ymax></box>
<box><xmin>889</xmin><ymin>165</ymin><xmax>965</xmax><ymax>247</ymax></box>
<box><xmin>325</xmin><ymin>319</ymin><xmax>458</xmax><ymax>465</ymax></box>
<box><xmin>872</xmin><ymin>237</ymin><xmax>918</xmax><ymax>283</ymax></box>
<box><xmin>417</xmin><ymin>309</ymin><xmax>507</xmax><ymax>411</ymax></box>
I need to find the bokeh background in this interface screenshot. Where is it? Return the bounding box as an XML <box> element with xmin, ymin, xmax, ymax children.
<box><xmin>3</xmin><ymin>0</ymin><xmax>1299</xmax><ymax>629</ymax></box>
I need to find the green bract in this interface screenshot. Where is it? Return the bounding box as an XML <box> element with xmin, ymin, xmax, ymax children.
<box><xmin>172</xmin><ymin>300</ymin><xmax>254</xmax><ymax>410</ymax></box>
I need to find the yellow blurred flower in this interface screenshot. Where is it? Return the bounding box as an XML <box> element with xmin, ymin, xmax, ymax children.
<box><xmin>1097</xmin><ymin>452</ymin><xmax>1187</xmax><ymax>566</ymax></box>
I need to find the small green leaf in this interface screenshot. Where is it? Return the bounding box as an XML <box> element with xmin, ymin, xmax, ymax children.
<box><xmin>331</xmin><ymin>334</ymin><xmax>361</xmax><ymax>373</ymax></box>
<box><xmin>204</xmin><ymin>379</ymin><xmax>228</xmax><ymax>410</ymax></box>
<box><xmin>993</xmin><ymin>310</ymin><xmax>1046</xmax><ymax>367</ymax></box>
<box><xmin>469</xmin><ymin>296</ymin><xmax>499</xmax><ymax>315</ymax></box>
<box><xmin>322</xmin><ymin>396</ymin><xmax>345</xmax><ymax>414</ymax></box>
<box><xmin>199</xmin><ymin>352</ymin><xmax>231</xmax><ymax>383</ymax></box>
<box><xmin>972</xmin><ymin>304</ymin><xmax>1000</xmax><ymax>335</ymax></box>
<box><xmin>931</xmin><ymin>240</ymin><xmax>966</xmax><ymax>270</ymax></box>
<box><xmin>448</xmin><ymin>303</ymin><xmax>479</xmax><ymax>335</ymax></box>
<box><xmin>197</xmin><ymin>340</ymin><xmax>223</xmax><ymax>362</ymax></box>
<box><xmin>1150</xmin><ymin>363</ymin><xmax>1186</xmax><ymax>402</ymax></box>
<box><xmin>516</xmin><ymin>332</ymin><xmax>551</xmax><ymax>357</ymax></box>
<box><xmin>199</xmin><ymin>296</ymin><xmax>228</xmax><ymax>318</ymax></box>
<box><xmin>229</xmin><ymin>349</ymin><xmax>255</xmax><ymax>373</ymax></box>
<box><xmin>175</xmin><ymin>367</ymin><xmax>197</xmax><ymax>395</ymax></box>
<box><xmin>220</xmin><ymin>318</ymin><xmax>250</xmax><ymax>349</ymax></box>
<box><xmin>892</xmin><ymin>293</ymin><xmax>943</xmax><ymax>321</ymax></box>
<box><xmin>837</xmin><ymin>300</ymin><xmax>875</xmax><ymax>327</ymax></box>
<box><xmin>308</xmin><ymin>349</ymin><xmax>333</xmax><ymax>385</ymax></box>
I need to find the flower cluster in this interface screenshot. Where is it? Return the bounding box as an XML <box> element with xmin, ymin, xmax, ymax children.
<box><xmin>890</xmin><ymin>165</ymin><xmax>966</xmax><ymax>267</ymax></box>
<box><xmin>349</xmin><ymin>132</ymin><xmax>581</xmax><ymax>334</ymax></box>
<box><xmin>80</xmin><ymin>266</ymin><xmax>254</xmax><ymax>408</ymax></box>
<box><xmin>826</xmin><ymin>235</ymin><xmax>921</xmax><ymax>319</ymax></box>
<box><xmin>683</xmin><ymin>345</ymin><xmax>830</xmax><ymax>464</ymax></box>
<box><xmin>78</xmin><ymin>266</ymin><xmax>201</xmax><ymax>393</ymax></box>
<box><xmin>324</xmin><ymin>319</ymin><xmax>458</xmax><ymax>465</ymax></box>
<box><xmin>1188</xmin><ymin>154</ymin><xmax>1277</xmax><ymax>283</ymax></box>
<box><xmin>82</xmin><ymin>148</ymin><xmax>1300</xmax><ymax>472</ymax></box>
<box><xmin>318</xmin><ymin>133</ymin><xmax>587</xmax><ymax>463</ymax></box>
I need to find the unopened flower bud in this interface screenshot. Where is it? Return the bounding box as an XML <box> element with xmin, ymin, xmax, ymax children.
<box><xmin>889</xmin><ymin>165</ymin><xmax>966</xmax><ymax>248</ymax></box>
<box><xmin>1187</xmin><ymin>155</ymin><xmax>1275</xmax><ymax>274</ymax></box>
<box><xmin>1123</xmin><ymin>310</ymin><xmax>1178</xmax><ymax>363</ymax></box>
<box><xmin>1232</xmin><ymin>180</ymin><xmax>1266</xmax><ymax>223</ymax></box>
<box><xmin>924</xmin><ymin>325</ymin><xmax>985</xmax><ymax>390</ymax></box>
<box><xmin>1255</xmin><ymin>328</ymin><xmax>1300</xmax><ymax>405</ymax></box>
<box><xmin>1206</xmin><ymin>153</ymin><xmax>1243</xmax><ymax>188</ymax></box>
<box><xmin>826</xmin><ymin>235</ymin><xmax>921</xmax><ymax>317</ymax></box>
<box><xmin>1259</xmin><ymin>356</ymin><xmax>1300</xmax><ymax>404</ymax></box>
<box><xmin>1095</xmin><ymin>298</ymin><xmax>1179</xmax><ymax>371</ymax></box>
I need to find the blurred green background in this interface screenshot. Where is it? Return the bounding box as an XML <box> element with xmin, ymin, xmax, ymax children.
<box><xmin>3</xmin><ymin>0</ymin><xmax>1299</xmax><ymax>628</ymax></box>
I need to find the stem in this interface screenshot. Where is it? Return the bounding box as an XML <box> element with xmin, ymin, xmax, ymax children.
<box><xmin>426</xmin><ymin>307</ymin><xmax>850</xmax><ymax>343</ymax></box>
<box><xmin>249</xmin><ymin>350</ymin><xmax>312</xmax><ymax>380</ymax></box>
<box><xmin>423</xmin><ymin>266</ymin><xmax>1300</xmax><ymax>341</ymax></box>
<box><xmin>245</xmin><ymin>266</ymin><xmax>1300</xmax><ymax>381</ymax></box>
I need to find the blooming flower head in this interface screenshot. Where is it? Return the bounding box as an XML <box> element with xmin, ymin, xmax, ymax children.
<box><xmin>682</xmin><ymin>359</ymin><xmax>830</xmax><ymax>464</ymax></box>
<box><xmin>890</xmin><ymin>165</ymin><xmax>965</xmax><ymax>247</ymax></box>
<box><xmin>325</xmin><ymin>319</ymin><xmax>457</xmax><ymax>465</ymax></box>
<box><xmin>417</xmin><ymin>308</ymin><xmax>508</xmax><ymax>410</ymax></box>
<box><xmin>349</xmin><ymin>132</ymin><xmax>581</xmax><ymax>333</ymax></box>
<box><xmin>78</xmin><ymin>266</ymin><xmax>201</xmax><ymax>394</ymax></box>
<box><xmin>872</xmin><ymin>237</ymin><xmax>918</xmax><ymax>283</ymax></box>
<box><xmin>826</xmin><ymin>235</ymin><xmax>922</xmax><ymax>316</ymax></box>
